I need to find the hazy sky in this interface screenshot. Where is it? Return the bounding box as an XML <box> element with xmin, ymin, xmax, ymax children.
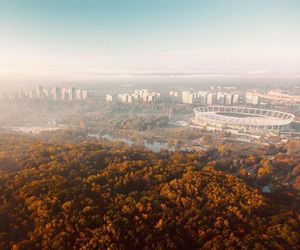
<box><xmin>0</xmin><ymin>0</ymin><xmax>299</xmax><ymax>85</ymax></box>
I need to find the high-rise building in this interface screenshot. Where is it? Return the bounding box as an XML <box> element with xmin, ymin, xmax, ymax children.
<box><xmin>216</xmin><ymin>92</ymin><xmax>226</xmax><ymax>105</ymax></box>
<box><xmin>182</xmin><ymin>91</ymin><xmax>196</xmax><ymax>104</ymax></box>
<box><xmin>118</xmin><ymin>93</ymin><xmax>129</xmax><ymax>103</ymax></box>
<box><xmin>206</xmin><ymin>93</ymin><xmax>215</xmax><ymax>105</ymax></box>
<box><xmin>252</xmin><ymin>95</ymin><xmax>261</xmax><ymax>105</ymax></box>
<box><xmin>127</xmin><ymin>95</ymin><xmax>134</xmax><ymax>103</ymax></box>
<box><xmin>61</xmin><ymin>88</ymin><xmax>69</xmax><ymax>100</ymax></box>
<box><xmin>142</xmin><ymin>94</ymin><xmax>149</xmax><ymax>102</ymax></box>
<box><xmin>246</xmin><ymin>93</ymin><xmax>260</xmax><ymax>105</ymax></box>
<box><xmin>215</xmin><ymin>92</ymin><xmax>224</xmax><ymax>105</ymax></box>
<box><xmin>52</xmin><ymin>87</ymin><xmax>61</xmax><ymax>101</ymax></box>
<box><xmin>36</xmin><ymin>85</ymin><xmax>45</xmax><ymax>99</ymax></box>
<box><xmin>196</xmin><ymin>91</ymin><xmax>207</xmax><ymax>105</ymax></box>
<box><xmin>225</xmin><ymin>94</ymin><xmax>233</xmax><ymax>105</ymax></box>
<box><xmin>116</xmin><ymin>89</ymin><xmax>160</xmax><ymax>104</ymax></box>
<box><xmin>232</xmin><ymin>94</ymin><xmax>239</xmax><ymax>104</ymax></box>
<box><xmin>106</xmin><ymin>94</ymin><xmax>113</xmax><ymax>102</ymax></box>
<box><xmin>132</xmin><ymin>93</ymin><xmax>139</xmax><ymax>100</ymax></box>
<box><xmin>82</xmin><ymin>90</ymin><xmax>89</xmax><ymax>100</ymax></box>
<box><xmin>43</xmin><ymin>88</ymin><xmax>50</xmax><ymax>97</ymax></box>
<box><xmin>182</xmin><ymin>91</ymin><xmax>189</xmax><ymax>104</ymax></box>
<box><xmin>68</xmin><ymin>87</ymin><xmax>76</xmax><ymax>101</ymax></box>
<box><xmin>170</xmin><ymin>91</ymin><xmax>179</xmax><ymax>97</ymax></box>
<box><xmin>76</xmin><ymin>89</ymin><xmax>83</xmax><ymax>100</ymax></box>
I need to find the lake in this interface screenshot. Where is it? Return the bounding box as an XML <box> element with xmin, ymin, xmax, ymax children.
<box><xmin>88</xmin><ymin>133</ymin><xmax>175</xmax><ymax>153</ymax></box>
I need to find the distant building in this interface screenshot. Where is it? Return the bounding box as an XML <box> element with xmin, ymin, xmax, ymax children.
<box><xmin>206</xmin><ymin>93</ymin><xmax>215</xmax><ymax>105</ymax></box>
<box><xmin>225</xmin><ymin>94</ymin><xmax>233</xmax><ymax>105</ymax></box>
<box><xmin>116</xmin><ymin>89</ymin><xmax>160</xmax><ymax>103</ymax></box>
<box><xmin>127</xmin><ymin>95</ymin><xmax>134</xmax><ymax>103</ymax></box>
<box><xmin>61</xmin><ymin>88</ymin><xmax>69</xmax><ymax>100</ymax></box>
<box><xmin>252</xmin><ymin>95</ymin><xmax>261</xmax><ymax>105</ymax></box>
<box><xmin>232</xmin><ymin>94</ymin><xmax>239</xmax><ymax>104</ymax></box>
<box><xmin>68</xmin><ymin>87</ymin><xmax>76</xmax><ymax>101</ymax></box>
<box><xmin>0</xmin><ymin>85</ymin><xmax>88</xmax><ymax>102</ymax></box>
<box><xmin>132</xmin><ymin>93</ymin><xmax>139</xmax><ymax>100</ymax></box>
<box><xmin>182</xmin><ymin>91</ymin><xmax>194</xmax><ymax>104</ymax></box>
<box><xmin>76</xmin><ymin>89</ymin><xmax>83</xmax><ymax>100</ymax></box>
<box><xmin>169</xmin><ymin>91</ymin><xmax>179</xmax><ymax>97</ymax></box>
<box><xmin>246</xmin><ymin>93</ymin><xmax>261</xmax><ymax>105</ymax></box>
<box><xmin>36</xmin><ymin>85</ymin><xmax>45</xmax><ymax>99</ymax></box>
<box><xmin>216</xmin><ymin>92</ymin><xmax>226</xmax><ymax>105</ymax></box>
<box><xmin>52</xmin><ymin>87</ymin><xmax>61</xmax><ymax>101</ymax></box>
<box><xmin>118</xmin><ymin>93</ymin><xmax>129</xmax><ymax>103</ymax></box>
<box><xmin>142</xmin><ymin>94</ymin><xmax>149</xmax><ymax>102</ymax></box>
<box><xmin>106</xmin><ymin>94</ymin><xmax>113</xmax><ymax>102</ymax></box>
<box><xmin>43</xmin><ymin>88</ymin><xmax>50</xmax><ymax>97</ymax></box>
<box><xmin>195</xmin><ymin>91</ymin><xmax>207</xmax><ymax>105</ymax></box>
<box><xmin>82</xmin><ymin>90</ymin><xmax>89</xmax><ymax>100</ymax></box>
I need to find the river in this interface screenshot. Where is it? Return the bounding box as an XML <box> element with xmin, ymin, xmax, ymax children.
<box><xmin>88</xmin><ymin>133</ymin><xmax>175</xmax><ymax>153</ymax></box>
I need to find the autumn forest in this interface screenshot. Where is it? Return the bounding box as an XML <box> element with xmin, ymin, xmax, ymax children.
<box><xmin>0</xmin><ymin>133</ymin><xmax>299</xmax><ymax>249</ymax></box>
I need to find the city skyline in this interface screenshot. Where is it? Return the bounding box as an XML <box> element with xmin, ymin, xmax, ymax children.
<box><xmin>0</xmin><ymin>0</ymin><xmax>300</xmax><ymax>85</ymax></box>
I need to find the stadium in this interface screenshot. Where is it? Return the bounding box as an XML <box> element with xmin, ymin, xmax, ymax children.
<box><xmin>192</xmin><ymin>106</ymin><xmax>295</xmax><ymax>134</ymax></box>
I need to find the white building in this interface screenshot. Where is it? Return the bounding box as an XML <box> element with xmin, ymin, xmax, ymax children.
<box><xmin>252</xmin><ymin>95</ymin><xmax>261</xmax><ymax>105</ymax></box>
<box><xmin>61</xmin><ymin>88</ymin><xmax>69</xmax><ymax>100</ymax></box>
<box><xmin>128</xmin><ymin>95</ymin><xmax>134</xmax><ymax>103</ymax></box>
<box><xmin>43</xmin><ymin>88</ymin><xmax>50</xmax><ymax>97</ymax></box>
<box><xmin>206</xmin><ymin>93</ymin><xmax>215</xmax><ymax>105</ymax></box>
<box><xmin>182</xmin><ymin>92</ymin><xmax>194</xmax><ymax>104</ymax></box>
<box><xmin>170</xmin><ymin>91</ymin><xmax>179</xmax><ymax>97</ymax></box>
<box><xmin>76</xmin><ymin>89</ymin><xmax>83</xmax><ymax>100</ymax></box>
<box><xmin>225</xmin><ymin>94</ymin><xmax>233</xmax><ymax>105</ymax></box>
<box><xmin>106</xmin><ymin>94</ymin><xmax>113</xmax><ymax>102</ymax></box>
<box><xmin>232</xmin><ymin>94</ymin><xmax>239</xmax><ymax>104</ymax></box>
<box><xmin>246</xmin><ymin>93</ymin><xmax>261</xmax><ymax>105</ymax></box>
<box><xmin>118</xmin><ymin>93</ymin><xmax>130</xmax><ymax>103</ymax></box>
<box><xmin>82</xmin><ymin>90</ymin><xmax>89</xmax><ymax>100</ymax></box>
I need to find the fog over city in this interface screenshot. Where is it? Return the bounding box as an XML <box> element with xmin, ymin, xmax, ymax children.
<box><xmin>0</xmin><ymin>0</ymin><xmax>300</xmax><ymax>87</ymax></box>
<box><xmin>1</xmin><ymin>1</ymin><xmax>300</xmax><ymax>249</ymax></box>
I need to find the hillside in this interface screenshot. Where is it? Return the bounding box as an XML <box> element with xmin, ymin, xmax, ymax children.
<box><xmin>0</xmin><ymin>134</ymin><xmax>299</xmax><ymax>249</ymax></box>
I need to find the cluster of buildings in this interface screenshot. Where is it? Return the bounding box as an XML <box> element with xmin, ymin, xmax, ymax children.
<box><xmin>179</xmin><ymin>91</ymin><xmax>240</xmax><ymax>105</ymax></box>
<box><xmin>0</xmin><ymin>86</ymin><xmax>89</xmax><ymax>101</ymax></box>
<box><xmin>104</xmin><ymin>88</ymin><xmax>263</xmax><ymax>106</ymax></box>
<box><xmin>167</xmin><ymin>87</ymin><xmax>262</xmax><ymax>106</ymax></box>
<box><xmin>169</xmin><ymin>91</ymin><xmax>179</xmax><ymax>97</ymax></box>
<box><xmin>106</xmin><ymin>89</ymin><xmax>161</xmax><ymax>103</ymax></box>
<box><xmin>250</xmin><ymin>90</ymin><xmax>300</xmax><ymax>105</ymax></box>
<box><xmin>245</xmin><ymin>93</ymin><xmax>261</xmax><ymax>105</ymax></box>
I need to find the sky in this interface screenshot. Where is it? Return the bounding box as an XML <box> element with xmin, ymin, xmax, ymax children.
<box><xmin>0</xmin><ymin>0</ymin><xmax>299</xmax><ymax>86</ymax></box>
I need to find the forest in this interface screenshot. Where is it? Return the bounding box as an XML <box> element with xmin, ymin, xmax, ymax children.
<box><xmin>0</xmin><ymin>133</ymin><xmax>299</xmax><ymax>249</ymax></box>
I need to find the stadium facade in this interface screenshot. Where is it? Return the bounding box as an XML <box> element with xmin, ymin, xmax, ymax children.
<box><xmin>192</xmin><ymin>106</ymin><xmax>295</xmax><ymax>134</ymax></box>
